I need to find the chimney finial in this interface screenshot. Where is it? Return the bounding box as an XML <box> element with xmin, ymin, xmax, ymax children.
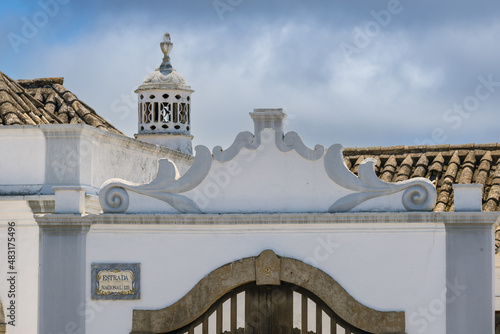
<box><xmin>159</xmin><ymin>33</ymin><xmax>173</xmax><ymax>75</ymax></box>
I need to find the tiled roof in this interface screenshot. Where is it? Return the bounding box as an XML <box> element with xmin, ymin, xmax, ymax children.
<box><xmin>0</xmin><ymin>71</ymin><xmax>61</xmax><ymax>125</ymax></box>
<box><xmin>0</xmin><ymin>71</ymin><xmax>123</xmax><ymax>135</ymax></box>
<box><xmin>342</xmin><ymin>144</ymin><xmax>500</xmax><ymax>250</ymax></box>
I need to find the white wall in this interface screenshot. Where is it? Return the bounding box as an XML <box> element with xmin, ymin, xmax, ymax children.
<box><xmin>496</xmin><ymin>253</ymin><xmax>500</xmax><ymax>310</ymax></box>
<box><xmin>0</xmin><ymin>127</ymin><xmax>45</xmax><ymax>194</ymax></box>
<box><xmin>0</xmin><ymin>200</ymin><xmax>40</xmax><ymax>334</ymax></box>
<box><xmin>88</xmin><ymin>129</ymin><xmax>193</xmax><ymax>193</ymax></box>
<box><xmin>0</xmin><ymin>125</ymin><xmax>193</xmax><ymax>199</ymax></box>
<box><xmin>85</xmin><ymin>220</ymin><xmax>447</xmax><ymax>334</ymax></box>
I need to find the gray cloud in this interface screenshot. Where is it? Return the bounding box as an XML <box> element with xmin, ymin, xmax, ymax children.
<box><xmin>2</xmin><ymin>0</ymin><xmax>500</xmax><ymax>150</ymax></box>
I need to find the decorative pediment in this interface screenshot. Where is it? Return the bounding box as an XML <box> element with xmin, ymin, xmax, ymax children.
<box><xmin>99</xmin><ymin>109</ymin><xmax>436</xmax><ymax>214</ymax></box>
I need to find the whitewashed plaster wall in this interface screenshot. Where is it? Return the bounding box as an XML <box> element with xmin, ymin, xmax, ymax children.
<box><xmin>0</xmin><ymin>200</ymin><xmax>40</xmax><ymax>334</ymax></box>
<box><xmin>0</xmin><ymin>125</ymin><xmax>193</xmax><ymax>199</ymax></box>
<box><xmin>84</xmin><ymin>127</ymin><xmax>192</xmax><ymax>194</ymax></box>
<box><xmin>495</xmin><ymin>253</ymin><xmax>500</xmax><ymax>310</ymax></box>
<box><xmin>85</xmin><ymin>217</ymin><xmax>449</xmax><ymax>334</ymax></box>
<box><xmin>0</xmin><ymin>124</ymin><xmax>193</xmax><ymax>333</ymax></box>
<box><xmin>0</xmin><ymin>127</ymin><xmax>46</xmax><ymax>195</ymax></box>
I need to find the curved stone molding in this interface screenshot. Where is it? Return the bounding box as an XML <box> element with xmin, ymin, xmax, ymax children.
<box><xmin>130</xmin><ymin>250</ymin><xmax>405</xmax><ymax>334</ymax></box>
<box><xmin>99</xmin><ymin>145</ymin><xmax>212</xmax><ymax>213</ymax></box>
<box><xmin>280</xmin><ymin>257</ymin><xmax>405</xmax><ymax>333</ymax></box>
<box><xmin>131</xmin><ymin>257</ymin><xmax>256</xmax><ymax>334</ymax></box>
<box><xmin>325</xmin><ymin>144</ymin><xmax>437</xmax><ymax>212</ymax></box>
<box><xmin>212</xmin><ymin>131</ymin><xmax>260</xmax><ymax>162</ymax></box>
<box><xmin>142</xmin><ymin>70</ymin><xmax>191</xmax><ymax>91</ymax></box>
<box><xmin>213</xmin><ymin>129</ymin><xmax>324</xmax><ymax>162</ymax></box>
<box><xmin>278</xmin><ymin>131</ymin><xmax>324</xmax><ymax>160</ymax></box>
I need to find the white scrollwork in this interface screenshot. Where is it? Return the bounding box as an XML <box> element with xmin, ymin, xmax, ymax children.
<box><xmin>99</xmin><ymin>146</ymin><xmax>212</xmax><ymax>213</ymax></box>
<box><xmin>324</xmin><ymin>144</ymin><xmax>437</xmax><ymax>212</ymax></box>
<box><xmin>212</xmin><ymin>131</ymin><xmax>259</xmax><ymax>162</ymax></box>
<box><xmin>213</xmin><ymin>130</ymin><xmax>324</xmax><ymax>162</ymax></box>
<box><xmin>402</xmin><ymin>184</ymin><xmax>436</xmax><ymax>211</ymax></box>
<box><xmin>100</xmin><ymin>186</ymin><xmax>129</xmax><ymax>213</ymax></box>
<box><xmin>278</xmin><ymin>131</ymin><xmax>324</xmax><ymax>160</ymax></box>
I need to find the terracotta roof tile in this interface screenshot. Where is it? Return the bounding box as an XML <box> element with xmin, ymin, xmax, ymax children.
<box><xmin>457</xmin><ymin>151</ymin><xmax>476</xmax><ymax>184</ymax></box>
<box><xmin>343</xmin><ymin>157</ymin><xmax>352</xmax><ymax>170</ymax></box>
<box><xmin>0</xmin><ymin>72</ymin><xmax>123</xmax><ymax>135</ymax></box>
<box><xmin>24</xmin><ymin>79</ymin><xmax>123</xmax><ymax>134</ymax></box>
<box><xmin>0</xmin><ymin>103</ymin><xmax>24</xmax><ymax>125</ymax></box>
<box><xmin>484</xmin><ymin>158</ymin><xmax>500</xmax><ymax>212</ymax></box>
<box><xmin>373</xmin><ymin>156</ymin><xmax>382</xmax><ymax>174</ymax></box>
<box><xmin>411</xmin><ymin>154</ymin><xmax>429</xmax><ymax>178</ymax></box>
<box><xmin>474</xmin><ymin>152</ymin><xmax>492</xmax><ymax>186</ymax></box>
<box><xmin>434</xmin><ymin>151</ymin><xmax>460</xmax><ymax>211</ymax></box>
<box><xmin>380</xmin><ymin>155</ymin><xmax>397</xmax><ymax>182</ymax></box>
<box><xmin>342</xmin><ymin>144</ymin><xmax>500</xmax><ymax>250</ymax></box>
<box><xmin>395</xmin><ymin>154</ymin><xmax>413</xmax><ymax>182</ymax></box>
<box><xmin>0</xmin><ymin>72</ymin><xmax>62</xmax><ymax>126</ymax></box>
<box><xmin>429</xmin><ymin>152</ymin><xmax>445</xmax><ymax>173</ymax></box>
<box><xmin>352</xmin><ymin>155</ymin><xmax>365</xmax><ymax>175</ymax></box>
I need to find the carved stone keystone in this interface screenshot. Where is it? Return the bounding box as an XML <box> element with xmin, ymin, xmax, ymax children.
<box><xmin>256</xmin><ymin>249</ymin><xmax>281</xmax><ymax>285</ymax></box>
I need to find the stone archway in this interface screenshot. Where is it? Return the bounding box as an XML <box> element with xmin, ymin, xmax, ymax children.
<box><xmin>130</xmin><ymin>250</ymin><xmax>405</xmax><ymax>334</ymax></box>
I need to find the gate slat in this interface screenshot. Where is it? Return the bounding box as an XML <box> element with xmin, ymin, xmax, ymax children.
<box><xmin>231</xmin><ymin>295</ymin><xmax>237</xmax><ymax>334</ymax></box>
<box><xmin>202</xmin><ymin>313</ymin><xmax>208</xmax><ymax>334</ymax></box>
<box><xmin>330</xmin><ymin>317</ymin><xmax>337</xmax><ymax>334</ymax></box>
<box><xmin>245</xmin><ymin>287</ymin><xmax>255</xmax><ymax>334</ymax></box>
<box><xmin>301</xmin><ymin>294</ymin><xmax>308</xmax><ymax>334</ymax></box>
<box><xmin>216</xmin><ymin>304</ymin><xmax>223</xmax><ymax>334</ymax></box>
<box><xmin>272</xmin><ymin>285</ymin><xmax>293</xmax><ymax>334</ymax></box>
<box><xmin>316</xmin><ymin>304</ymin><xmax>322</xmax><ymax>334</ymax></box>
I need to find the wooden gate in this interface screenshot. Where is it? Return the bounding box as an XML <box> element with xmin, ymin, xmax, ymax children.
<box><xmin>168</xmin><ymin>282</ymin><xmax>371</xmax><ymax>334</ymax></box>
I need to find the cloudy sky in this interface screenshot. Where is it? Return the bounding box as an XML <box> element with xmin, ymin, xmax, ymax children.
<box><xmin>1</xmin><ymin>0</ymin><xmax>500</xmax><ymax>150</ymax></box>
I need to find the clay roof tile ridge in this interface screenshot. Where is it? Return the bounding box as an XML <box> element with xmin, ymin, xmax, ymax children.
<box><xmin>429</xmin><ymin>153</ymin><xmax>445</xmax><ymax>172</ymax></box>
